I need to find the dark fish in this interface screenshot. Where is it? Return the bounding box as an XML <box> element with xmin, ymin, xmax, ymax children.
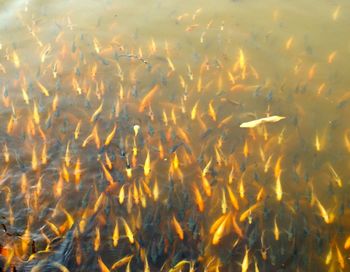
<box><xmin>169</xmin><ymin>142</ymin><xmax>183</xmax><ymax>154</ymax></box>
<box><xmin>18</xmin><ymin>212</ymin><xmax>99</xmax><ymax>272</ymax></box>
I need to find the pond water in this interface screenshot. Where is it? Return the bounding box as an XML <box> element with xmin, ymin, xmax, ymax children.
<box><xmin>0</xmin><ymin>0</ymin><xmax>350</xmax><ymax>271</ymax></box>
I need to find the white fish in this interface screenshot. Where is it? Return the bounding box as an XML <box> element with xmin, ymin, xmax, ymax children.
<box><xmin>240</xmin><ymin>115</ymin><xmax>286</xmax><ymax>128</ymax></box>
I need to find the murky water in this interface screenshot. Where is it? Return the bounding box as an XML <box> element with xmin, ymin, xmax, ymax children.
<box><xmin>0</xmin><ymin>0</ymin><xmax>350</xmax><ymax>271</ymax></box>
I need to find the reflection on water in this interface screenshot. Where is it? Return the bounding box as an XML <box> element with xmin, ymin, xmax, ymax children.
<box><xmin>0</xmin><ymin>0</ymin><xmax>350</xmax><ymax>271</ymax></box>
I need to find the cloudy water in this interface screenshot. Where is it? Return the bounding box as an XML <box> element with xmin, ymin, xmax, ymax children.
<box><xmin>0</xmin><ymin>0</ymin><xmax>350</xmax><ymax>271</ymax></box>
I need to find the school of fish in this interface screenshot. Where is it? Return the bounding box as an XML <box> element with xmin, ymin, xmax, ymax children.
<box><xmin>0</xmin><ymin>0</ymin><xmax>350</xmax><ymax>271</ymax></box>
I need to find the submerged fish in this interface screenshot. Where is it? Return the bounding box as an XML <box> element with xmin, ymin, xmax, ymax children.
<box><xmin>240</xmin><ymin>115</ymin><xmax>286</xmax><ymax>128</ymax></box>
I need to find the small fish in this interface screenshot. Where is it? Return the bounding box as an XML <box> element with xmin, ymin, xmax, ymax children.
<box><xmin>240</xmin><ymin>116</ymin><xmax>286</xmax><ymax>128</ymax></box>
<box><xmin>139</xmin><ymin>85</ymin><xmax>159</xmax><ymax>112</ymax></box>
<box><xmin>111</xmin><ymin>255</ymin><xmax>133</xmax><ymax>270</ymax></box>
